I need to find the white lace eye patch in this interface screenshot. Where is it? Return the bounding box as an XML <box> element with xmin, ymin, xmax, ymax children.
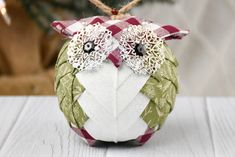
<box><xmin>67</xmin><ymin>23</ymin><xmax>113</xmax><ymax>71</ymax></box>
<box><xmin>119</xmin><ymin>23</ymin><xmax>165</xmax><ymax>75</ymax></box>
<box><xmin>67</xmin><ymin>22</ymin><xmax>166</xmax><ymax>75</ymax></box>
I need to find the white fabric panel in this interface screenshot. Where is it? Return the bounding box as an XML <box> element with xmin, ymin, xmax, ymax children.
<box><xmin>80</xmin><ymin>92</ymin><xmax>149</xmax><ymax>141</ymax></box>
<box><xmin>76</xmin><ymin>62</ymin><xmax>150</xmax><ymax>141</ymax></box>
<box><xmin>76</xmin><ymin>62</ymin><xmax>149</xmax><ymax>115</ymax></box>
<box><xmin>85</xmin><ymin>117</ymin><xmax>148</xmax><ymax>142</ymax></box>
<box><xmin>117</xmin><ymin>93</ymin><xmax>149</xmax><ymax>130</ymax></box>
<box><xmin>78</xmin><ymin>91</ymin><xmax>115</xmax><ymax>129</ymax></box>
<box><xmin>76</xmin><ymin>62</ymin><xmax>117</xmax><ymax>115</ymax></box>
<box><xmin>117</xmin><ymin>64</ymin><xmax>133</xmax><ymax>87</ymax></box>
<box><xmin>117</xmin><ymin>72</ymin><xmax>149</xmax><ymax>114</ymax></box>
<box><xmin>84</xmin><ymin>119</ymin><xmax>115</xmax><ymax>142</ymax></box>
<box><xmin>117</xmin><ymin>118</ymin><xmax>148</xmax><ymax>141</ymax></box>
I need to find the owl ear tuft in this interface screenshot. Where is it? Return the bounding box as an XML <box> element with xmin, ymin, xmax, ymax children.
<box><xmin>51</xmin><ymin>16</ymin><xmax>110</xmax><ymax>38</ymax></box>
<box><xmin>154</xmin><ymin>25</ymin><xmax>189</xmax><ymax>40</ymax></box>
<box><xmin>51</xmin><ymin>20</ymin><xmax>83</xmax><ymax>38</ymax></box>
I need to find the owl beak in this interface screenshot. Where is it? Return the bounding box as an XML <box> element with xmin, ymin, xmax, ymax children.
<box><xmin>107</xmin><ymin>49</ymin><xmax>122</xmax><ymax>68</ymax></box>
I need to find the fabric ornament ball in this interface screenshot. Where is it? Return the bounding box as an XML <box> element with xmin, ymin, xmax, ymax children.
<box><xmin>52</xmin><ymin>15</ymin><xmax>189</xmax><ymax>146</ymax></box>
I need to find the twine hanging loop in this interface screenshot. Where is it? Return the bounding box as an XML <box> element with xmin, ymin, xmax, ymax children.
<box><xmin>89</xmin><ymin>0</ymin><xmax>141</xmax><ymax>20</ymax></box>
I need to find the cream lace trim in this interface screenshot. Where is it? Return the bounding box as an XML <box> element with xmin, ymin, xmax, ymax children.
<box><xmin>120</xmin><ymin>22</ymin><xmax>165</xmax><ymax>75</ymax></box>
<box><xmin>67</xmin><ymin>23</ymin><xmax>113</xmax><ymax>71</ymax></box>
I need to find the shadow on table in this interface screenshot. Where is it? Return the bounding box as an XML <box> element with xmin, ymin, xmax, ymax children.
<box><xmin>87</xmin><ymin>115</ymin><xmax>199</xmax><ymax>149</ymax></box>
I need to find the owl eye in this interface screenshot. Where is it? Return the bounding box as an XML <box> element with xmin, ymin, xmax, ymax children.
<box><xmin>134</xmin><ymin>43</ymin><xmax>146</xmax><ymax>56</ymax></box>
<box><xmin>120</xmin><ymin>24</ymin><xmax>165</xmax><ymax>75</ymax></box>
<box><xmin>83</xmin><ymin>41</ymin><xmax>95</xmax><ymax>53</ymax></box>
<box><xmin>67</xmin><ymin>23</ymin><xmax>112</xmax><ymax>71</ymax></box>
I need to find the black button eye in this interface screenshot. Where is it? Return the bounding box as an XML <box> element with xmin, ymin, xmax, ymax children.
<box><xmin>83</xmin><ymin>41</ymin><xmax>95</xmax><ymax>53</ymax></box>
<box><xmin>134</xmin><ymin>43</ymin><xmax>146</xmax><ymax>56</ymax></box>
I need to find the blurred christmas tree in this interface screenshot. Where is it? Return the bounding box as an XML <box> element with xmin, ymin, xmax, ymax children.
<box><xmin>20</xmin><ymin>0</ymin><xmax>173</xmax><ymax>33</ymax></box>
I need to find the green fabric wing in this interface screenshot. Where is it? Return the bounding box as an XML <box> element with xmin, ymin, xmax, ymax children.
<box><xmin>140</xmin><ymin>44</ymin><xmax>179</xmax><ymax>130</ymax></box>
<box><xmin>55</xmin><ymin>41</ymin><xmax>88</xmax><ymax>128</ymax></box>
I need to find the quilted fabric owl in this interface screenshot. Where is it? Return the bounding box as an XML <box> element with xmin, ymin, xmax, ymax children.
<box><xmin>52</xmin><ymin>16</ymin><xmax>188</xmax><ymax>145</ymax></box>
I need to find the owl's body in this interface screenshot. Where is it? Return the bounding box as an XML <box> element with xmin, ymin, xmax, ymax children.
<box><xmin>76</xmin><ymin>61</ymin><xmax>149</xmax><ymax>142</ymax></box>
<box><xmin>53</xmin><ymin>16</ymin><xmax>188</xmax><ymax>145</ymax></box>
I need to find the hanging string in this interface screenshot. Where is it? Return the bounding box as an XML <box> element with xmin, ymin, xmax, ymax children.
<box><xmin>119</xmin><ymin>0</ymin><xmax>141</xmax><ymax>14</ymax></box>
<box><xmin>89</xmin><ymin>0</ymin><xmax>141</xmax><ymax>19</ymax></box>
<box><xmin>89</xmin><ymin>0</ymin><xmax>113</xmax><ymax>16</ymax></box>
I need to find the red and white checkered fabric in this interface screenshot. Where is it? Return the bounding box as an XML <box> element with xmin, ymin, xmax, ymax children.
<box><xmin>70</xmin><ymin>124</ymin><xmax>155</xmax><ymax>145</ymax></box>
<box><xmin>71</xmin><ymin>126</ymin><xmax>96</xmax><ymax>146</ymax></box>
<box><xmin>51</xmin><ymin>16</ymin><xmax>189</xmax><ymax>40</ymax></box>
<box><xmin>51</xmin><ymin>16</ymin><xmax>189</xmax><ymax>67</ymax></box>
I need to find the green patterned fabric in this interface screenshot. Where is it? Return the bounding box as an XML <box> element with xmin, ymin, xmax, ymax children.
<box><xmin>55</xmin><ymin>41</ymin><xmax>88</xmax><ymax>128</ymax></box>
<box><xmin>140</xmin><ymin>44</ymin><xmax>178</xmax><ymax>130</ymax></box>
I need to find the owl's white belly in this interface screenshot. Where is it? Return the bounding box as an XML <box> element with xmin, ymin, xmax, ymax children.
<box><xmin>76</xmin><ymin>62</ymin><xmax>150</xmax><ymax>142</ymax></box>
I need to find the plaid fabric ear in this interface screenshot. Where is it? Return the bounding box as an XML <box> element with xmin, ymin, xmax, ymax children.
<box><xmin>51</xmin><ymin>16</ymin><xmax>189</xmax><ymax>40</ymax></box>
<box><xmin>51</xmin><ymin>20</ymin><xmax>78</xmax><ymax>37</ymax></box>
<box><xmin>154</xmin><ymin>24</ymin><xmax>189</xmax><ymax>40</ymax></box>
<box><xmin>51</xmin><ymin>16</ymin><xmax>142</xmax><ymax>39</ymax></box>
<box><xmin>51</xmin><ymin>16</ymin><xmax>110</xmax><ymax>37</ymax></box>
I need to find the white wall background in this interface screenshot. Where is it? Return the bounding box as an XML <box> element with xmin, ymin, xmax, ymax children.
<box><xmin>133</xmin><ymin>0</ymin><xmax>235</xmax><ymax>96</ymax></box>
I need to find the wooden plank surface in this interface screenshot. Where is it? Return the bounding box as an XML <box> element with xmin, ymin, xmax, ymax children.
<box><xmin>0</xmin><ymin>97</ymin><xmax>107</xmax><ymax>157</ymax></box>
<box><xmin>207</xmin><ymin>97</ymin><xmax>235</xmax><ymax>157</ymax></box>
<box><xmin>106</xmin><ymin>97</ymin><xmax>214</xmax><ymax>157</ymax></box>
<box><xmin>0</xmin><ymin>97</ymin><xmax>27</xmax><ymax>149</ymax></box>
<box><xmin>0</xmin><ymin>97</ymin><xmax>234</xmax><ymax>157</ymax></box>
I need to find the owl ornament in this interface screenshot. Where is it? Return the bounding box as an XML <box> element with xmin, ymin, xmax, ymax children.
<box><xmin>52</xmin><ymin>0</ymin><xmax>189</xmax><ymax>146</ymax></box>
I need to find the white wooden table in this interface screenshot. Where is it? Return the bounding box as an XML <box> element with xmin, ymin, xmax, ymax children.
<box><xmin>0</xmin><ymin>97</ymin><xmax>234</xmax><ymax>157</ymax></box>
